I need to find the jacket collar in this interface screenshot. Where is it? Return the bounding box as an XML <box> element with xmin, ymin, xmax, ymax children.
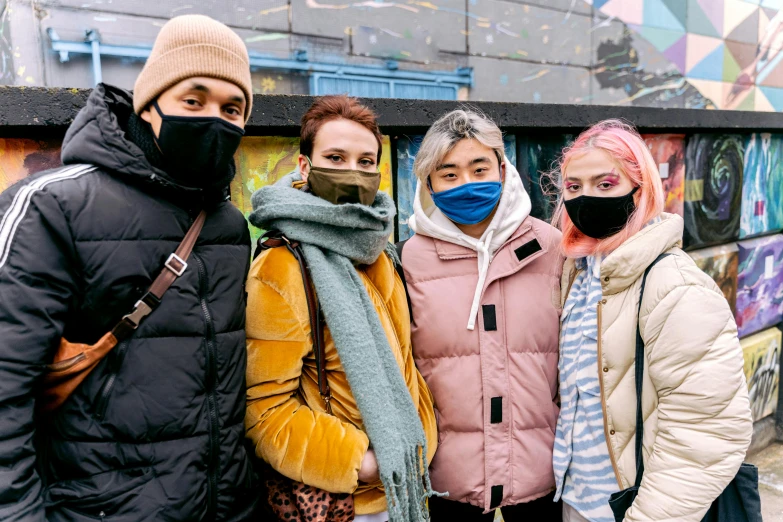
<box><xmin>432</xmin><ymin>221</ymin><xmax>532</xmax><ymax>260</ymax></box>
<box><xmin>601</xmin><ymin>213</ymin><xmax>683</xmax><ymax>295</ymax></box>
<box><xmin>561</xmin><ymin>213</ymin><xmax>683</xmax><ymax>300</ymax></box>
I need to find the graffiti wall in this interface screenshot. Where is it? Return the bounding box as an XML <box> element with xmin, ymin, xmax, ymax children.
<box><xmin>740</xmin><ymin>133</ymin><xmax>783</xmax><ymax>238</ymax></box>
<box><xmin>10</xmin><ymin>0</ymin><xmax>783</xmax><ymax>109</ymax></box>
<box><xmin>594</xmin><ymin>0</ymin><xmax>783</xmax><ymax>111</ymax></box>
<box><xmin>741</xmin><ymin>327</ymin><xmax>782</xmax><ymax>422</ymax></box>
<box><xmin>643</xmin><ymin>134</ymin><xmax>685</xmax><ymax>216</ymax></box>
<box><xmin>519</xmin><ymin>134</ymin><xmax>575</xmax><ymax>223</ymax></box>
<box><xmin>0</xmin><ymin>138</ymin><xmax>62</xmax><ymax>191</ymax></box>
<box><xmin>689</xmin><ymin>243</ymin><xmax>740</xmax><ymax>316</ymax></box>
<box><xmin>683</xmin><ymin>134</ymin><xmax>744</xmax><ymax>249</ymax></box>
<box><xmin>736</xmin><ymin>234</ymin><xmax>783</xmax><ymax>338</ymax></box>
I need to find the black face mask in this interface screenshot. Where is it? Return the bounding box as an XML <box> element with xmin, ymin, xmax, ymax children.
<box><xmin>564</xmin><ymin>187</ymin><xmax>639</xmax><ymax>239</ymax></box>
<box><xmin>153</xmin><ymin>101</ymin><xmax>244</xmax><ymax>189</ymax></box>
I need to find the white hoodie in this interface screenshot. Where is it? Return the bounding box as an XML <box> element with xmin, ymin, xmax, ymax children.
<box><xmin>408</xmin><ymin>160</ymin><xmax>532</xmax><ymax>330</ymax></box>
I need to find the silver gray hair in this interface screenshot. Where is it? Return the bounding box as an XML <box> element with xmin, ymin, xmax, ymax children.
<box><xmin>413</xmin><ymin>109</ymin><xmax>505</xmax><ymax>181</ymax></box>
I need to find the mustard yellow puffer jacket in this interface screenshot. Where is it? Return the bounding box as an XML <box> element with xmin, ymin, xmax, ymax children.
<box><xmin>560</xmin><ymin>213</ymin><xmax>753</xmax><ymax>521</ymax></box>
<box><xmin>244</xmin><ymin>245</ymin><xmax>437</xmax><ymax>516</ymax></box>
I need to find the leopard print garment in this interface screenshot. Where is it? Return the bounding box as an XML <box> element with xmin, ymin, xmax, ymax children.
<box><xmin>266</xmin><ymin>474</ymin><xmax>355</xmax><ymax>522</ymax></box>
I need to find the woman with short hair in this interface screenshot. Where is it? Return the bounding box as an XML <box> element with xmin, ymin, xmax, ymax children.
<box><xmin>244</xmin><ymin>95</ymin><xmax>437</xmax><ymax>522</ymax></box>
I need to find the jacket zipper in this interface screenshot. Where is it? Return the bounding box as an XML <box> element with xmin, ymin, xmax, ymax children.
<box><xmin>193</xmin><ymin>252</ymin><xmax>220</xmax><ymax>520</ymax></box>
<box><xmin>596</xmin><ymin>299</ymin><xmax>624</xmax><ymax>489</ymax></box>
<box><xmin>93</xmin><ymin>341</ymin><xmax>129</xmax><ymax>419</ymax></box>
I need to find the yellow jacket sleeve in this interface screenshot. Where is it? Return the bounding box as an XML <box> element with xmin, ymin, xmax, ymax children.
<box><xmin>244</xmin><ymin>267</ymin><xmax>370</xmax><ymax>494</ymax></box>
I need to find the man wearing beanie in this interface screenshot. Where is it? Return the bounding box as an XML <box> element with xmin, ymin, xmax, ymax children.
<box><xmin>0</xmin><ymin>15</ymin><xmax>259</xmax><ymax>521</ymax></box>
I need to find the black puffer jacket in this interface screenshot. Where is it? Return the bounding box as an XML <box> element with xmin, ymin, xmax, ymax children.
<box><xmin>0</xmin><ymin>84</ymin><xmax>257</xmax><ymax>521</ymax></box>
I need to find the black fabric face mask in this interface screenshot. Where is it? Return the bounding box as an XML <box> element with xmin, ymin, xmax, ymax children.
<box><xmin>564</xmin><ymin>187</ymin><xmax>639</xmax><ymax>239</ymax></box>
<box><xmin>153</xmin><ymin>101</ymin><xmax>244</xmax><ymax>190</ymax></box>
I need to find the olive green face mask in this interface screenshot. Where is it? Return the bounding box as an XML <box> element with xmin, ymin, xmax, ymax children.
<box><xmin>305</xmin><ymin>157</ymin><xmax>381</xmax><ymax>206</ymax></box>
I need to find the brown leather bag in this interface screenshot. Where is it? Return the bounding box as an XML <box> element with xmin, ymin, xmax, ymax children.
<box><xmin>255</xmin><ymin>232</ymin><xmax>355</xmax><ymax>522</ymax></box>
<box><xmin>39</xmin><ymin>211</ymin><xmax>207</xmax><ymax>412</ymax></box>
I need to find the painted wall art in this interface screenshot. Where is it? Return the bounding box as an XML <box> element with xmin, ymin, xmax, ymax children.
<box><xmin>395</xmin><ymin>135</ymin><xmax>517</xmax><ymax>241</ymax></box>
<box><xmin>0</xmin><ymin>138</ymin><xmax>62</xmax><ymax>192</ymax></box>
<box><xmin>519</xmin><ymin>134</ymin><xmax>574</xmax><ymax>223</ymax></box>
<box><xmin>643</xmin><ymin>134</ymin><xmax>685</xmax><ymax>217</ymax></box>
<box><xmin>741</xmin><ymin>327</ymin><xmax>781</xmax><ymax>422</ymax></box>
<box><xmin>683</xmin><ymin>134</ymin><xmax>744</xmax><ymax>250</ymax></box>
<box><xmin>740</xmin><ymin>133</ymin><xmax>783</xmax><ymax>238</ymax></box>
<box><xmin>231</xmin><ymin>136</ymin><xmax>301</xmax><ymax>246</ymax></box>
<box><xmin>736</xmin><ymin>234</ymin><xmax>783</xmax><ymax>338</ymax></box>
<box><xmin>689</xmin><ymin>243</ymin><xmax>739</xmax><ymax>316</ymax></box>
<box><xmin>396</xmin><ymin>135</ymin><xmax>423</xmax><ymax>242</ymax></box>
<box><xmin>594</xmin><ymin>0</ymin><xmax>783</xmax><ymax>111</ymax></box>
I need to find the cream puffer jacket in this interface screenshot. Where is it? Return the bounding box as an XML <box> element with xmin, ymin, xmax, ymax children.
<box><xmin>560</xmin><ymin>213</ymin><xmax>753</xmax><ymax>522</ymax></box>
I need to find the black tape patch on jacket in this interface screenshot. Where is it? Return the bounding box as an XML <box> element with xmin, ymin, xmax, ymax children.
<box><xmin>514</xmin><ymin>239</ymin><xmax>542</xmax><ymax>262</ymax></box>
<box><xmin>491</xmin><ymin>396</ymin><xmax>502</xmax><ymax>424</ymax></box>
<box><xmin>482</xmin><ymin>304</ymin><xmax>497</xmax><ymax>331</ymax></box>
<box><xmin>490</xmin><ymin>485</ymin><xmax>504</xmax><ymax>509</ymax></box>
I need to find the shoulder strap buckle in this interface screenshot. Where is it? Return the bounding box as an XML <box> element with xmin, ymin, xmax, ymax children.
<box><xmin>122</xmin><ymin>300</ymin><xmax>153</xmax><ymax>329</ymax></box>
<box><xmin>164</xmin><ymin>253</ymin><xmax>188</xmax><ymax>277</ymax></box>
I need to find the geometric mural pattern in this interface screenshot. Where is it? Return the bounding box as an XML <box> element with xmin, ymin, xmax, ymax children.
<box><xmin>592</xmin><ymin>0</ymin><xmax>783</xmax><ymax>110</ymax></box>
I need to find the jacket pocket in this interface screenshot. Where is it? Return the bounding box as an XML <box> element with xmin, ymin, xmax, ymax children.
<box><xmin>44</xmin><ymin>466</ymin><xmax>158</xmax><ymax>520</ymax></box>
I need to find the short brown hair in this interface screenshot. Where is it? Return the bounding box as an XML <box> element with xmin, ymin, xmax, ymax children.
<box><xmin>300</xmin><ymin>95</ymin><xmax>383</xmax><ymax>162</ymax></box>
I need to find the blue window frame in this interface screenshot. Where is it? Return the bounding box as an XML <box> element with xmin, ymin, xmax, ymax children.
<box><xmin>48</xmin><ymin>29</ymin><xmax>472</xmax><ymax>100</ymax></box>
<box><xmin>311</xmin><ymin>73</ymin><xmax>459</xmax><ymax>100</ymax></box>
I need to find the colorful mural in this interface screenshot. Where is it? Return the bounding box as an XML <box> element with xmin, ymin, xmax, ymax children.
<box><xmin>736</xmin><ymin>234</ymin><xmax>783</xmax><ymax>338</ymax></box>
<box><xmin>592</xmin><ymin>22</ymin><xmax>713</xmax><ymax>108</ymax></box>
<box><xmin>689</xmin><ymin>243</ymin><xmax>740</xmax><ymax>316</ymax></box>
<box><xmin>643</xmin><ymin>133</ymin><xmax>685</xmax><ymax>216</ymax></box>
<box><xmin>593</xmin><ymin>0</ymin><xmax>783</xmax><ymax>111</ymax></box>
<box><xmin>395</xmin><ymin>135</ymin><xmax>518</xmax><ymax>241</ymax></box>
<box><xmin>740</xmin><ymin>133</ymin><xmax>783</xmax><ymax>238</ymax></box>
<box><xmin>0</xmin><ymin>138</ymin><xmax>62</xmax><ymax>192</ymax></box>
<box><xmin>683</xmin><ymin>134</ymin><xmax>744</xmax><ymax>249</ymax></box>
<box><xmin>232</xmin><ymin>136</ymin><xmax>394</xmax><ymax>245</ymax></box>
<box><xmin>741</xmin><ymin>327</ymin><xmax>781</xmax><ymax>422</ymax></box>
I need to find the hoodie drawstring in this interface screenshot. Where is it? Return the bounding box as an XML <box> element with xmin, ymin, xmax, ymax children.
<box><xmin>467</xmin><ymin>229</ymin><xmax>495</xmax><ymax>330</ymax></box>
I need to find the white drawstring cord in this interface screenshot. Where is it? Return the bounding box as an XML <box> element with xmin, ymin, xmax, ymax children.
<box><xmin>466</xmin><ymin>230</ymin><xmax>495</xmax><ymax>330</ymax></box>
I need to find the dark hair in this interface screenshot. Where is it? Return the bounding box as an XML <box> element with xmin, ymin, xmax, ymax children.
<box><xmin>300</xmin><ymin>95</ymin><xmax>383</xmax><ymax>162</ymax></box>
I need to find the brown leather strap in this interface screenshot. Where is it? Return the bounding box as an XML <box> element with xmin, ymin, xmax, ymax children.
<box><xmin>260</xmin><ymin>232</ymin><xmax>332</xmax><ymax>413</ymax></box>
<box><xmin>111</xmin><ymin>211</ymin><xmax>207</xmax><ymax>341</ymax></box>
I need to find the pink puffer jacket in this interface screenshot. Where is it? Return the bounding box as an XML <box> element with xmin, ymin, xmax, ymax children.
<box><xmin>401</xmin><ymin>216</ymin><xmax>563</xmax><ymax>512</ymax></box>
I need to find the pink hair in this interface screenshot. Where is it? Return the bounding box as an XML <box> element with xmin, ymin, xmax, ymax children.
<box><xmin>552</xmin><ymin>119</ymin><xmax>665</xmax><ymax>258</ymax></box>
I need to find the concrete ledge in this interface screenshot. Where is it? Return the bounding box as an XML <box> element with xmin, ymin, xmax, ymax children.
<box><xmin>3</xmin><ymin>87</ymin><xmax>783</xmax><ymax>137</ymax></box>
<box><xmin>749</xmin><ymin>416</ymin><xmax>778</xmax><ymax>456</ymax></box>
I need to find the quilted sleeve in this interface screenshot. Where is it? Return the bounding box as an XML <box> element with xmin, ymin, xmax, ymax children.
<box><xmin>244</xmin><ymin>256</ymin><xmax>370</xmax><ymax>494</ymax></box>
<box><xmin>625</xmin><ymin>267</ymin><xmax>753</xmax><ymax>522</ymax></box>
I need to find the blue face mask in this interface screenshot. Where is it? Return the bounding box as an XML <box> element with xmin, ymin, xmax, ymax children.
<box><xmin>430</xmin><ymin>180</ymin><xmax>503</xmax><ymax>225</ymax></box>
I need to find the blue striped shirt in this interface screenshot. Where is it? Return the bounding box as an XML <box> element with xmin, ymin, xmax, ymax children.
<box><xmin>553</xmin><ymin>255</ymin><xmax>616</xmax><ymax>522</ymax></box>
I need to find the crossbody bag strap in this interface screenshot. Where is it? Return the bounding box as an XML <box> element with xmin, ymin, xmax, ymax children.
<box><xmin>394</xmin><ymin>239</ymin><xmax>413</xmax><ymax>320</ymax></box>
<box><xmin>111</xmin><ymin>210</ymin><xmax>207</xmax><ymax>341</ymax></box>
<box><xmin>259</xmin><ymin>232</ymin><xmax>332</xmax><ymax>414</ymax></box>
<box><xmin>632</xmin><ymin>252</ymin><xmax>672</xmax><ymax>488</ymax></box>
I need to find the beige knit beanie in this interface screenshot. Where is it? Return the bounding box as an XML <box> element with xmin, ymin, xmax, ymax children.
<box><xmin>133</xmin><ymin>15</ymin><xmax>253</xmax><ymax>121</ymax></box>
